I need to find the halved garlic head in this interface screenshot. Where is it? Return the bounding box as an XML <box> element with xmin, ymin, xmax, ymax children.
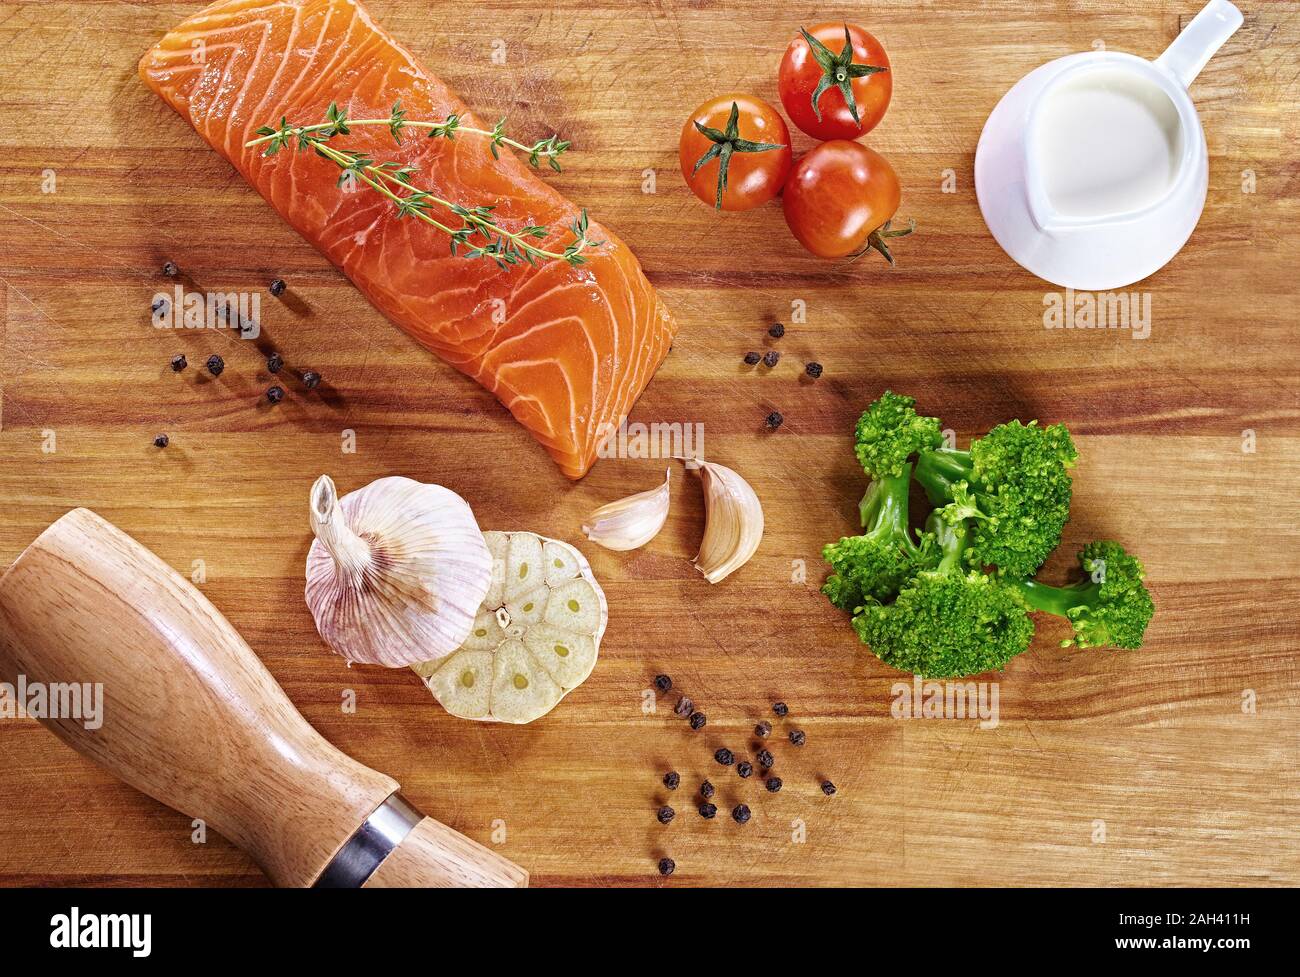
<box><xmin>412</xmin><ymin>531</ymin><xmax>607</xmax><ymax>724</ymax></box>
<box><xmin>305</xmin><ymin>475</ymin><xmax>492</xmax><ymax>667</ymax></box>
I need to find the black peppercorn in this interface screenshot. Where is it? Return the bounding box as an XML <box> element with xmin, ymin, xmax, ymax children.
<box><xmin>821</xmin><ymin>780</ymin><xmax>837</xmax><ymax>796</ymax></box>
<box><xmin>756</xmin><ymin>749</ymin><xmax>774</xmax><ymax>769</ymax></box>
<box><xmin>700</xmin><ymin>780</ymin><xmax>715</xmax><ymax>799</ymax></box>
<box><xmin>205</xmin><ymin>354</ymin><xmax>225</xmax><ymax>376</ymax></box>
<box><xmin>266</xmin><ymin>385</ymin><xmax>285</xmax><ymax>404</ymax></box>
<box><xmin>762</xmin><ymin>350</ymin><xmax>780</xmax><ymax>368</ymax></box>
<box><xmin>674</xmin><ymin>695</ymin><xmax>694</xmax><ymax>718</ymax></box>
<box><xmin>805</xmin><ymin>361</ymin><xmax>823</xmax><ymax>379</ymax></box>
<box><xmin>714</xmin><ymin>748</ymin><xmax>734</xmax><ymax>767</ymax></box>
<box><xmin>153</xmin><ymin>434</ymin><xmax>169</xmax><ymax>449</ymax></box>
<box><xmin>269</xmin><ymin>278</ymin><xmax>286</xmax><ymax>297</ymax></box>
<box><xmin>772</xmin><ymin>702</ymin><xmax>789</xmax><ymax>717</ymax></box>
<box><xmin>162</xmin><ymin>261</ymin><xmax>179</xmax><ymax>277</ymax></box>
<box><xmin>698</xmin><ymin>802</ymin><xmax>717</xmax><ymax>819</ymax></box>
<box><xmin>743</xmin><ymin>351</ymin><xmax>761</xmax><ymax>365</ymax></box>
<box><xmin>152</xmin><ymin>298</ymin><xmax>169</xmax><ymax>316</ymax></box>
<box><xmin>170</xmin><ymin>354</ymin><xmax>187</xmax><ymax>372</ymax></box>
<box><xmin>789</xmin><ymin>730</ymin><xmax>806</xmax><ymax>747</ymax></box>
<box><xmin>688</xmin><ymin>711</ymin><xmax>707</xmax><ymax>730</ymax></box>
<box><xmin>658</xmin><ymin>857</ymin><xmax>675</xmax><ymax>876</ymax></box>
<box><xmin>301</xmin><ymin>370</ymin><xmax>322</xmax><ymax>389</ymax></box>
<box><xmin>768</xmin><ymin>322</ymin><xmax>785</xmax><ymax>338</ymax></box>
<box><xmin>656</xmin><ymin>806</ymin><xmax>675</xmax><ymax>825</ymax></box>
<box><xmin>654</xmin><ymin>674</ymin><xmax>672</xmax><ymax>693</ymax></box>
<box><xmin>663</xmin><ymin>771</ymin><xmax>680</xmax><ymax>790</ymax></box>
<box><xmin>732</xmin><ymin>804</ymin><xmax>751</xmax><ymax>824</ymax></box>
<box><xmin>737</xmin><ymin>761</ymin><xmax>753</xmax><ymax>779</ymax></box>
<box><xmin>754</xmin><ymin>721</ymin><xmax>771</xmax><ymax>738</ymax></box>
<box><xmin>765</xmin><ymin>776</ymin><xmax>783</xmax><ymax>793</ymax></box>
<box><xmin>267</xmin><ymin>352</ymin><xmax>284</xmax><ymax>374</ymax></box>
<box><xmin>765</xmin><ymin>411</ymin><xmax>783</xmax><ymax>430</ymax></box>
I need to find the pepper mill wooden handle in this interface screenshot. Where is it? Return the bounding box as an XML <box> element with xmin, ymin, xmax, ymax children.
<box><xmin>0</xmin><ymin>508</ymin><xmax>527</xmax><ymax>888</ymax></box>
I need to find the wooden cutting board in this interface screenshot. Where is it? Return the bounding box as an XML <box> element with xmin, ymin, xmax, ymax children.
<box><xmin>0</xmin><ymin>0</ymin><xmax>1296</xmax><ymax>887</ymax></box>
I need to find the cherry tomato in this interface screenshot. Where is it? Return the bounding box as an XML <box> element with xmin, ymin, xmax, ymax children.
<box><xmin>679</xmin><ymin>94</ymin><xmax>792</xmax><ymax>211</ymax></box>
<box><xmin>782</xmin><ymin>140</ymin><xmax>913</xmax><ymax>261</ymax></box>
<box><xmin>778</xmin><ymin>23</ymin><xmax>892</xmax><ymax>141</ymax></box>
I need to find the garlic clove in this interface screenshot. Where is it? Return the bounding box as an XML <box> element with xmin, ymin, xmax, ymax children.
<box><xmin>505</xmin><ymin>532</ymin><xmax>545</xmax><ymax>601</ymax></box>
<box><xmin>581</xmin><ymin>469</ymin><xmax>671</xmax><ymax>551</ymax></box>
<box><xmin>482</xmin><ymin>531</ymin><xmax>509</xmax><ymax>609</ymax></box>
<box><xmin>489</xmin><ymin>639</ymin><xmax>564</xmax><ymax>725</ymax></box>
<box><xmin>688</xmin><ymin>461</ymin><xmax>764</xmax><ymax>584</ymax></box>
<box><xmin>503</xmin><ymin>584</ymin><xmax>549</xmax><ymax>629</ymax></box>
<box><xmin>543</xmin><ymin>540</ymin><xmax>582</xmax><ymax>586</ymax></box>
<box><xmin>415</xmin><ymin>648</ymin><xmax>492</xmax><ymax>720</ymax></box>
<box><xmin>522</xmin><ymin>624</ymin><xmax>597</xmax><ymax>689</ymax></box>
<box><xmin>412</xmin><ymin>531</ymin><xmax>607</xmax><ymax>724</ymax></box>
<box><xmin>543</xmin><ymin>577</ymin><xmax>604</xmax><ymax>633</ymax></box>
<box><xmin>463</xmin><ymin>610</ymin><xmax>506</xmax><ymax>651</ymax></box>
<box><xmin>305</xmin><ymin>474</ymin><xmax>492</xmax><ymax>667</ymax></box>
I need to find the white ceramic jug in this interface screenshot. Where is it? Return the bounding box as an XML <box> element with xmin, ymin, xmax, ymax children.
<box><xmin>975</xmin><ymin>0</ymin><xmax>1243</xmax><ymax>290</ymax></box>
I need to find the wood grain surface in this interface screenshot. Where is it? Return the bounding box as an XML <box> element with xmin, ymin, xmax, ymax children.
<box><xmin>0</xmin><ymin>0</ymin><xmax>1297</xmax><ymax>887</ymax></box>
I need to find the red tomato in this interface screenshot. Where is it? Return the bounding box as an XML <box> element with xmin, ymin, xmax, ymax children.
<box><xmin>679</xmin><ymin>94</ymin><xmax>792</xmax><ymax>211</ymax></box>
<box><xmin>782</xmin><ymin>140</ymin><xmax>913</xmax><ymax>261</ymax></box>
<box><xmin>778</xmin><ymin>23</ymin><xmax>892</xmax><ymax>141</ymax></box>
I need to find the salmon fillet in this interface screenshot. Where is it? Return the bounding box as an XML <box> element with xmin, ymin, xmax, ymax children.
<box><xmin>139</xmin><ymin>0</ymin><xmax>677</xmax><ymax>478</ymax></box>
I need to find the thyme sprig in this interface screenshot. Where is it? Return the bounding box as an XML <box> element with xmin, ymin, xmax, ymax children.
<box><xmin>248</xmin><ymin>100</ymin><xmax>571</xmax><ymax>170</ymax></box>
<box><xmin>250</xmin><ymin>103</ymin><xmax>593</xmax><ymax>268</ymax></box>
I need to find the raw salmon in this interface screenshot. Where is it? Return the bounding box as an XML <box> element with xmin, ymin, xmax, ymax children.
<box><xmin>139</xmin><ymin>0</ymin><xmax>677</xmax><ymax>478</ymax></box>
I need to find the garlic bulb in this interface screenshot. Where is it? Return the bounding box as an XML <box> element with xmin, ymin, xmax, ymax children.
<box><xmin>688</xmin><ymin>460</ymin><xmax>764</xmax><ymax>583</ymax></box>
<box><xmin>412</xmin><ymin>531</ymin><xmax>607</xmax><ymax>724</ymax></box>
<box><xmin>582</xmin><ymin>469</ymin><xmax>671</xmax><ymax>551</ymax></box>
<box><xmin>305</xmin><ymin>475</ymin><xmax>492</xmax><ymax>667</ymax></box>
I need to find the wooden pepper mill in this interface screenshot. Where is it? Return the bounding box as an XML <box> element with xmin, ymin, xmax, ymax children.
<box><xmin>0</xmin><ymin>508</ymin><xmax>527</xmax><ymax>888</ymax></box>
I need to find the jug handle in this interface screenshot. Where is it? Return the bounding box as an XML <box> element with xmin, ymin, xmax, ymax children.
<box><xmin>1155</xmin><ymin>0</ymin><xmax>1243</xmax><ymax>88</ymax></box>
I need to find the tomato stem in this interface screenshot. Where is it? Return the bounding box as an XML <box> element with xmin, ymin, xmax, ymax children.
<box><xmin>852</xmin><ymin>218</ymin><xmax>916</xmax><ymax>266</ymax></box>
<box><xmin>691</xmin><ymin>101</ymin><xmax>787</xmax><ymax>210</ymax></box>
<box><xmin>801</xmin><ymin>25</ymin><xmax>888</xmax><ymax>124</ymax></box>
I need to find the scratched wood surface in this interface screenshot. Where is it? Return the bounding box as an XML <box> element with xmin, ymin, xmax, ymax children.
<box><xmin>0</xmin><ymin>0</ymin><xmax>1296</xmax><ymax>887</ymax></box>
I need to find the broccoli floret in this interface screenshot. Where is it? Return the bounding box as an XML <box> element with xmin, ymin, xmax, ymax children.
<box><xmin>1002</xmin><ymin>541</ymin><xmax>1154</xmax><ymax>649</ymax></box>
<box><xmin>853</xmin><ymin>391</ymin><xmax>944</xmax><ymax>479</ymax></box>
<box><xmin>852</xmin><ymin>514</ymin><xmax>1034</xmax><ymax>677</ymax></box>
<box><xmin>914</xmin><ymin>419</ymin><xmax>1078</xmax><ymax>577</ymax></box>
<box><xmin>822</xmin><ymin>466</ymin><xmax>937</xmax><ymax>612</ymax></box>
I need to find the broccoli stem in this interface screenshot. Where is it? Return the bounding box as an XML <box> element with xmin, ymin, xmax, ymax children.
<box><xmin>1003</xmin><ymin>576</ymin><xmax>1101</xmax><ymax>617</ymax></box>
<box><xmin>928</xmin><ymin>510</ymin><xmax>970</xmax><ymax>573</ymax></box>
<box><xmin>858</xmin><ymin>466</ymin><xmax>924</xmax><ymax>556</ymax></box>
<box><xmin>913</xmin><ymin>448</ymin><xmax>972</xmax><ymax>505</ymax></box>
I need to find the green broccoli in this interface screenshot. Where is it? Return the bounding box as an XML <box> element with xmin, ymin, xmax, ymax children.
<box><xmin>914</xmin><ymin>419</ymin><xmax>1078</xmax><ymax>578</ymax></box>
<box><xmin>852</xmin><ymin>513</ymin><xmax>1035</xmax><ymax>678</ymax></box>
<box><xmin>822</xmin><ymin>392</ymin><xmax>943</xmax><ymax>612</ymax></box>
<box><xmin>822</xmin><ymin>464</ymin><xmax>937</xmax><ymax>612</ymax></box>
<box><xmin>852</xmin><ymin>390</ymin><xmax>943</xmax><ymax>479</ymax></box>
<box><xmin>822</xmin><ymin>392</ymin><xmax>1152</xmax><ymax>678</ymax></box>
<box><xmin>1001</xmin><ymin>541</ymin><xmax>1154</xmax><ymax>649</ymax></box>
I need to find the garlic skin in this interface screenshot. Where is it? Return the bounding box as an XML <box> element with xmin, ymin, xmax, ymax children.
<box><xmin>688</xmin><ymin>461</ymin><xmax>763</xmax><ymax>584</ymax></box>
<box><xmin>305</xmin><ymin>475</ymin><xmax>492</xmax><ymax>667</ymax></box>
<box><xmin>582</xmin><ymin>469</ymin><xmax>671</xmax><ymax>551</ymax></box>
